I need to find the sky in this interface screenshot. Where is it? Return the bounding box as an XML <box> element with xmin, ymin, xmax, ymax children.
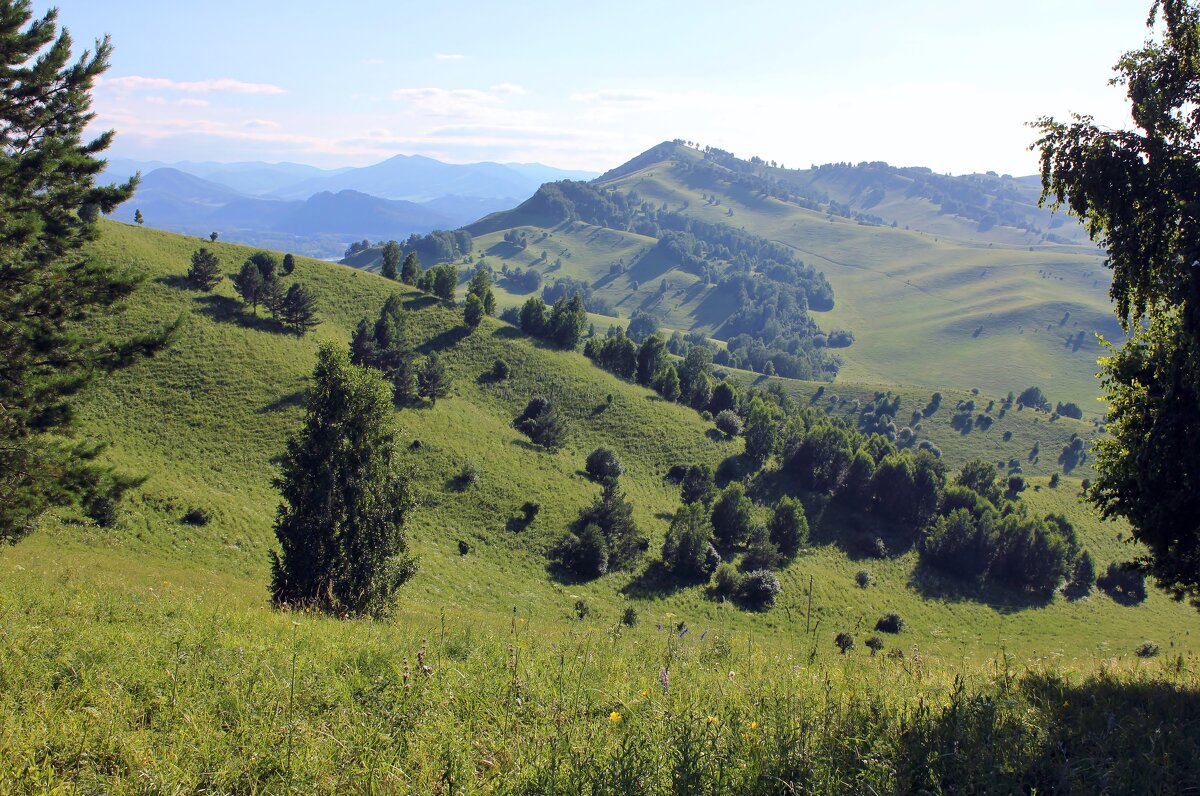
<box><xmin>36</xmin><ymin>1</ymin><xmax>1150</xmax><ymax>175</ymax></box>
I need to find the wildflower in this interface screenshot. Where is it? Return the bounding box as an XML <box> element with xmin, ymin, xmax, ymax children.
<box><xmin>609</xmin><ymin>711</ymin><xmax>622</xmax><ymax>723</ymax></box>
<box><xmin>659</xmin><ymin>667</ymin><xmax>670</xmax><ymax>692</ymax></box>
<box><xmin>700</xmin><ymin>630</ymin><xmax>707</xmax><ymax>640</ymax></box>
<box><xmin>640</xmin><ymin>689</ymin><xmax>650</xmax><ymax>698</ymax></box>
<box><xmin>728</xmin><ymin>671</ymin><xmax>736</xmax><ymax>680</ymax></box>
<box><xmin>749</xmin><ymin>721</ymin><xmax>758</xmax><ymax>730</ymax></box>
<box><xmin>706</xmin><ymin>716</ymin><xmax>720</xmax><ymax>725</ymax></box>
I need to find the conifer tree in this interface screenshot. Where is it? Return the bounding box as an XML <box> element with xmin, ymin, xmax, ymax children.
<box><xmin>417</xmin><ymin>352</ymin><xmax>450</xmax><ymax>405</ymax></box>
<box><xmin>233</xmin><ymin>261</ymin><xmax>266</xmax><ymax>313</ymax></box>
<box><xmin>134</xmin><ymin>208</ymin><xmax>143</xmax><ymax>225</ymax></box>
<box><xmin>271</xmin><ymin>343</ymin><xmax>416</xmax><ymax>617</ymax></box>
<box><xmin>281</xmin><ymin>252</ymin><xmax>296</xmax><ymax>276</ymax></box>
<box><xmin>187</xmin><ymin>247</ymin><xmax>222</xmax><ymax>290</ymax></box>
<box><xmin>1</xmin><ymin>2</ymin><xmax>172</xmax><ymax>540</ymax></box>
<box><xmin>463</xmin><ymin>293</ymin><xmax>485</xmax><ymax>328</ymax></box>
<box><xmin>279</xmin><ymin>283</ymin><xmax>319</xmax><ymax>334</ymax></box>
<box><xmin>466</xmin><ymin>266</ymin><xmax>496</xmax><ymax>315</ymax></box>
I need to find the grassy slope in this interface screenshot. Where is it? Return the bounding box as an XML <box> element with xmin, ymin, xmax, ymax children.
<box><xmin>1</xmin><ymin>220</ymin><xmax>1190</xmax><ymax>668</ymax></box>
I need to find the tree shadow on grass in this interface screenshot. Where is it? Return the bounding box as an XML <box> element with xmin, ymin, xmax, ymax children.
<box><xmin>907</xmin><ymin>560</ymin><xmax>1054</xmax><ymax>613</ymax></box>
<box><xmin>154</xmin><ymin>274</ymin><xmax>195</xmax><ymax>290</ymax></box>
<box><xmin>715</xmin><ymin>453</ymin><xmax>755</xmax><ymax>486</ymax></box>
<box><xmin>418</xmin><ymin>325</ymin><xmax>470</xmax><ymax>354</ymax></box>
<box><xmin>405</xmin><ymin>294</ymin><xmax>441</xmax><ymax>311</ymax></box>
<box><xmin>193</xmin><ymin>294</ymin><xmax>285</xmax><ymax>334</ymax></box>
<box><xmin>901</xmin><ymin>673</ymin><xmax>1200</xmax><ymax>793</ymax></box>
<box><xmin>258</xmin><ymin>390</ymin><xmax>306</xmax><ymax>414</ymax></box>
<box><xmin>622</xmin><ymin>560</ymin><xmax>695</xmax><ymax>599</ymax></box>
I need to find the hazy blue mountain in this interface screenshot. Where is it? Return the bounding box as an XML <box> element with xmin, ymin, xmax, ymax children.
<box><xmin>417</xmin><ymin>195</ymin><xmax>520</xmax><ymax>228</ymax></box>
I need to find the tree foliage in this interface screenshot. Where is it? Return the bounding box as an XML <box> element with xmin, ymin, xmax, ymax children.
<box><xmin>0</xmin><ymin>3</ymin><xmax>173</xmax><ymax>540</ymax></box>
<box><xmin>187</xmin><ymin>247</ymin><xmax>222</xmax><ymax>290</ymax></box>
<box><xmin>1033</xmin><ymin>0</ymin><xmax>1200</xmax><ymax>606</ymax></box>
<box><xmin>270</xmin><ymin>343</ymin><xmax>416</xmax><ymax>617</ymax></box>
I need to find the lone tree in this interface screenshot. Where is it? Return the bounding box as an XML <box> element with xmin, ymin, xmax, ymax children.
<box><xmin>1034</xmin><ymin>0</ymin><xmax>1200</xmax><ymax>607</ymax></box>
<box><xmin>270</xmin><ymin>343</ymin><xmax>416</xmax><ymax>617</ymax></box>
<box><xmin>1</xmin><ymin>3</ymin><xmax>172</xmax><ymax>541</ymax></box>
<box><xmin>133</xmin><ymin>208</ymin><xmax>143</xmax><ymax>225</ymax></box>
<box><xmin>187</xmin><ymin>247</ymin><xmax>222</xmax><ymax>290</ymax></box>
<box><xmin>400</xmin><ymin>251</ymin><xmax>420</xmax><ymax>285</ymax></box>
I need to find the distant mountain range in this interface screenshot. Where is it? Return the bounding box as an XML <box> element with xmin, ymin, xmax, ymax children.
<box><xmin>103</xmin><ymin>156</ymin><xmax>599</xmax><ymax>257</ymax></box>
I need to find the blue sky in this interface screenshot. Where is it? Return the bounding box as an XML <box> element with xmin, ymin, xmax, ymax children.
<box><xmin>39</xmin><ymin>1</ymin><xmax>1147</xmax><ymax>174</ymax></box>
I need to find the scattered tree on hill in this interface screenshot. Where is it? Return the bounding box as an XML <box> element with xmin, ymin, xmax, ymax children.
<box><xmin>715</xmin><ymin>409</ymin><xmax>742</xmax><ymax>438</ymax></box>
<box><xmin>400</xmin><ymin>251</ymin><xmax>420</xmax><ymax>285</ymax></box>
<box><xmin>1016</xmin><ymin>386</ymin><xmax>1050</xmax><ymax>411</ymax></box>
<box><xmin>134</xmin><ymin>208</ymin><xmax>143</xmax><ymax>225</ymax></box>
<box><xmin>680</xmin><ymin>464</ymin><xmax>716</xmax><ymax>506</ymax></box>
<box><xmin>626</xmin><ymin>310</ymin><xmax>659</xmax><ymax>342</ymax></box>
<box><xmin>769</xmin><ymin>496</ymin><xmax>808</xmax><ymax>560</ymax></box>
<box><xmin>233</xmin><ymin>261</ymin><xmax>267</xmax><ymax>314</ymax></box>
<box><xmin>278</xmin><ymin>283</ymin><xmax>319</xmax><ymax>334</ymax></box>
<box><xmin>513</xmin><ymin>396</ymin><xmax>567</xmax><ymax>450</ymax></box>
<box><xmin>654</xmin><ymin>365</ymin><xmax>682</xmax><ymax>402</ymax></box>
<box><xmin>744</xmin><ymin>398</ymin><xmax>779</xmax><ymax>466</ymax></box>
<box><xmin>463</xmin><ymin>293</ymin><xmax>485</xmax><ymax>328</ymax></box>
<box><xmin>519</xmin><ymin>296</ymin><xmax>548</xmax><ymax>336</ymax></box>
<box><xmin>418</xmin><ymin>263</ymin><xmax>458</xmax><ymax>303</ymax></box>
<box><xmin>416</xmin><ymin>353</ymin><xmax>450</xmax><ymax>405</ymax></box>
<box><xmin>956</xmin><ymin>459</ymin><xmax>1003</xmax><ymax>506</ymax></box>
<box><xmin>661</xmin><ymin>502</ymin><xmax>719</xmax><ymax>580</ymax></box>
<box><xmin>466</xmin><ymin>266</ymin><xmax>496</xmax><ymax>316</ymax></box>
<box><xmin>187</xmin><ymin>247</ymin><xmax>222</xmax><ymax>290</ymax></box>
<box><xmin>281</xmin><ymin>252</ymin><xmax>295</xmax><ymax>276</ymax></box>
<box><xmin>270</xmin><ymin>343</ymin><xmax>416</xmax><ymax>617</ymax></box>
<box><xmin>350</xmin><ymin>294</ymin><xmax>416</xmax><ymax>402</ymax></box>
<box><xmin>210</xmin><ymin>231</ymin><xmax>219</xmax><ymax>242</ymax></box>
<box><xmin>585</xmin><ymin>447</ymin><xmax>624</xmax><ymax>483</ymax></box>
<box><xmin>1035</xmin><ymin>0</ymin><xmax>1200</xmax><ymax>609</ymax></box>
<box><xmin>380</xmin><ymin>240</ymin><xmax>402</xmax><ymax>280</ymax></box>
<box><xmin>635</xmin><ymin>335</ymin><xmax>668</xmax><ymax>386</ymax></box>
<box><xmin>711</xmin><ymin>483</ymin><xmax>754</xmax><ymax>549</ymax></box>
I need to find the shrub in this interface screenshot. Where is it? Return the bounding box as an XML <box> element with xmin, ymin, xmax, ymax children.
<box><xmin>1097</xmin><ymin>562</ymin><xmax>1148</xmax><ymax>605</ymax></box>
<box><xmin>574</xmin><ymin>599</ymin><xmax>590</xmax><ymax>620</ymax></box>
<box><xmin>181</xmin><ymin>507</ymin><xmax>211</xmax><ymax>526</ymax></box>
<box><xmin>712</xmin><ymin>562</ymin><xmax>742</xmax><ymax>598</ymax></box>
<box><xmin>491</xmin><ymin>359</ymin><xmax>511</xmax><ymax>380</ymax></box>
<box><xmin>621</xmin><ymin>606</ymin><xmax>638</xmax><ymax>626</ymax></box>
<box><xmin>769</xmin><ymin>496</ymin><xmax>809</xmax><ymax>560</ymax></box>
<box><xmin>715</xmin><ymin>409</ymin><xmax>743</xmax><ymax>437</ymax></box>
<box><xmin>585</xmin><ymin>447</ymin><xmax>624</xmax><ymax>483</ymax></box>
<box><xmin>457</xmin><ymin>460</ymin><xmax>479</xmax><ymax>488</ymax></box>
<box><xmin>553</xmin><ymin>523</ymin><xmax>609</xmax><ymax>580</ymax></box>
<box><xmin>834</xmin><ymin>631</ymin><xmax>856</xmax><ymax>654</ymax></box>
<box><xmin>737</xmin><ymin>569</ymin><xmax>781</xmax><ymax>609</ymax></box>
<box><xmin>865</xmin><ymin>636</ymin><xmax>885</xmax><ymax>655</ymax></box>
<box><xmin>457</xmin><ymin>540</ymin><xmax>470</xmax><ymax>556</ymax></box>
<box><xmin>1136</xmin><ymin>641</ymin><xmax>1160</xmax><ymax>658</ymax></box>
<box><xmin>855</xmin><ymin>569</ymin><xmax>874</xmax><ymax>588</ymax></box>
<box><xmin>875</xmin><ymin>613</ymin><xmax>906</xmax><ymax>634</ymax></box>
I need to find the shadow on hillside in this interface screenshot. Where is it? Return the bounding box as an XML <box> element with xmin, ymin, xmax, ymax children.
<box><xmin>258</xmin><ymin>390</ymin><xmax>306</xmax><ymax>413</ymax></box>
<box><xmin>405</xmin><ymin>294</ymin><xmax>441</xmax><ymax>311</ymax></box>
<box><xmin>715</xmin><ymin>453</ymin><xmax>756</xmax><ymax>486</ymax></box>
<box><xmin>492</xmin><ymin>326</ymin><xmax>524</xmax><ymax>341</ymax></box>
<box><xmin>591</xmin><ymin>271</ymin><xmax>621</xmax><ymax>289</ymax></box>
<box><xmin>510</xmin><ymin>439</ymin><xmax>547</xmax><ymax>453</ymax></box>
<box><xmin>902</xmin><ymin>673</ymin><xmax>1200</xmax><ymax>792</ymax></box>
<box><xmin>155</xmin><ymin>274</ymin><xmax>195</xmax><ymax>291</ymax></box>
<box><xmin>622</xmin><ymin>560</ymin><xmax>695</xmax><ymax>599</ymax></box>
<box><xmin>907</xmin><ymin>560</ymin><xmax>1054</xmax><ymax>613</ymax></box>
<box><xmin>193</xmin><ymin>294</ymin><xmax>285</xmax><ymax>334</ymax></box>
<box><xmin>624</xmin><ymin>249</ymin><xmax>675</xmax><ymax>285</ymax></box>
<box><xmin>419</xmin><ymin>325</ymin><xmax>470</xmax><ymax>354</ymax></box>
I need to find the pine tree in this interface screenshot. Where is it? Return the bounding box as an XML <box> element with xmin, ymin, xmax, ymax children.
<box><xmin>281</xmin><ymin>252</ymin><xmax>296</xmax><ymax>276</ymax></box>
<box><xmin>417</xmin><ymin>352</ymin><xmax>450</xmax><ymax>405</ymax></box>
<box><xmin>400</xmin><ymin>251</ymin><xmax>420</xmax><ymax>285</ymax></box>
<box><xmin>134</xmin><ymin>208</ymin><xmax>143</xmax><ymax>225</ymax></box>
<box><xmin>270</xmin><ymin>343</ymin><xmax>416</xmax><ymax>617</ymax></box>
<box><xmin>1</xmin><ymin>3</ymin><xmax>172</xmax><ymax>540</ymax></box>
<box><xmin>187</xmin><ymin>247</ymin><xmax>222</xmax><ymax>290</ymax></box>
<box><xmin>380</xmin><ymin>240</ymin><xmax>401</xmax><ymax>280</ymax></box>
<box><xmin>279</xmin><ymin>283</ymin><xmax>319</xmax><ymax>334</ymax></box>
<box><xmin>233</xmin><ymin>261</ymin><xmax>266</xmax><ymax>313</ymax></box>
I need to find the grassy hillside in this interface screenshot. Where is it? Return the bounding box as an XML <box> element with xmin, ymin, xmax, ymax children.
<box><xmin>6</xmin><ymin>220</ymin><xmax>1188</xmax><ymax>660</ymax></box>
<box><xmin>384</xmin><ymin>143</ymin><xmax>1113</xmax><ymax>412</ymax></box>
<box><xmin>3</xmin><ymin>220</ymin><xmax>1198</xmax><ymax>792</ymax></box>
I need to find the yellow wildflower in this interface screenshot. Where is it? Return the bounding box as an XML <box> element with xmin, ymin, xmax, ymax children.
<box><xmin>609</xmin><ymin>711</ymin><xmax>622</xmax><ymax>723</ymax></box>
<box><xmin>749</xmin><ymin>721</ymin><xmax>758</xmax><ymax>730</ymax></box>
<box><xmin>639</xmin><ymin>689</ymin><xmax>650</xmax><ymax>698</ymax></box>
<box><xmin>706</xmin><ymin>716</ymin><xmax>720</xmax><ymax>725</ymax></box>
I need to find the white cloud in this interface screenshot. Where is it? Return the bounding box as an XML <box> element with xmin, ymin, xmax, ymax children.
<box><xmin>490</xmin><ymin>83</ymin><xmax>527</xmax><ymax>96</ymax></box>
<box><xmin>176</xmin><ymin>98</ymin><xmax>210</xmax><ymax>108</ymax></box>
<box><xmin>100</xmin><ymin>76</ymin><xmax>286</xmax><ymax>95</ymax></box>
<box><xmin>433</xmin><ymin>53</ymin><xmax>465</xmax><ymax>61</ymax></box>
<box><xmin>244</xmin><ymin>119</ymin><xmax>279</xmax><ymax>129</ymax></box>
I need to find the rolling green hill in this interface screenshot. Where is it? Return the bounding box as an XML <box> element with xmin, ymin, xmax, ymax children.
<box><xmin>3</xmin><ymin>220</ymin><xmax>1196</xmax><ymax>793</ymax></box>
<box><xmin>6</xmin><ymin>220</ymin><xmax>1187</xmax><ymax>660</ymax></box>
<box><xmin>349</xmin><ymin>142</ymin><xmax>1114</xmax><ymax>413</ymax></box>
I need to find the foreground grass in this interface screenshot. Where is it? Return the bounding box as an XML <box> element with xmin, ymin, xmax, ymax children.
<box><xmin>2</xmin><ymin>550</ymin><xmax>1198</xmax><ymax>795</ymax></box>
